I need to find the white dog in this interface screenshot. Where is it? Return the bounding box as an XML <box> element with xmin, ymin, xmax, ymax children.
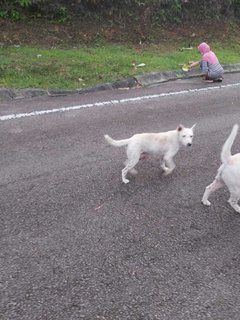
<box><xmin>104</xmin><ymin>124</ymin><xmax>196</xmax><ymax>183</ymax></box>
<box><xmin>202</xmin><ymin>124</ymin><xmax>240</xmax><ymax>213</ymax></box>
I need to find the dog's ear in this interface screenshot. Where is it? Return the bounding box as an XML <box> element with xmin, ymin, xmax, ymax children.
<box><xmin>191</xmin><ymin>123</ymin><xmax>197</xmax><ymax>130</ymax></box>
<box><xmin>177</xmin><ymin>124</ymin><xmax>184</xmax><ymax>132</ymax></box>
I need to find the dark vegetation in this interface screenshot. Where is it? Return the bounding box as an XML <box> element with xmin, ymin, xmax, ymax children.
<box><xmin>1</xmin><ymin>1</ymin><xmax>240</xmax><ymax>24</ymax></box>
<box><xmin>0</xmin><ymin>0</ymin><xmax>240</xmax><ymax>26</ymax></box>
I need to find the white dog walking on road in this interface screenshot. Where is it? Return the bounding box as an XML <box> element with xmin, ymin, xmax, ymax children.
<box><xmin>202</xmin><ymin>124</ymin><xmax>240</xmax><ymax>213</ymax></box>
<box><xmin>104</xmin><ymin>124</ymin><xmax>196</xmax><ymax>184</ymax></box>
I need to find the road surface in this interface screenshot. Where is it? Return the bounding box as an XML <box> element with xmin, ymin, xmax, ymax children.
<box><xmin>1</xmin><ymin>73</ymin><xmax>240</xmax><ymax>320</ymax></box>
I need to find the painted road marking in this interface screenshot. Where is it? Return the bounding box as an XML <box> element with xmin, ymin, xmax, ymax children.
<box><xmin>1</xmin><ymin>82</ymin><xmax>240</xmax><ymax>122</ymax></box>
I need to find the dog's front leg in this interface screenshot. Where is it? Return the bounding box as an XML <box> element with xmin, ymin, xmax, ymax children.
<box><xmin>162</xmin><ymin>156</ymin><xmax>176</xmax><ymax>176</ymax></box>
<box><xmin>161</xmin><ymin>160</ymin><xmax>168</xmax><ymax>172</ymax></box>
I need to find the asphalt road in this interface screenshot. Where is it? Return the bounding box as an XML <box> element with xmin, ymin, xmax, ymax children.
<box><xmin>1</xmin><ymin>73</ymin><xmax>240</xmax><ymax>320</ymax></box>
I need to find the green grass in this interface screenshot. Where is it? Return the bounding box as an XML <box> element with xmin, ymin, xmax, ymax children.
<box><xmin>0</xmin><ymin>43</ymin><xmax>240</xmax><ymax>90</ymax></box>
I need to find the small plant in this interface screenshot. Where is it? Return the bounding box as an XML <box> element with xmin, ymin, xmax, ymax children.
<box><xmin>57</xmin><ymin>6</ymin><xmax>70</xmax><ymax>23</ymax></box>
<box><xmin>0</xmin><ymin>0</ymin><xmax>33</xmax><ymax>20</ymax></box>
<box><xmin>17</xmin><ymin>0</ymin><xmax>32</xmax><ymax>7</ymax></box>
<box><xmin>0</xmin><ymin>9</ymin><xmax>21</xmax><ymax>20</ymax></box>
<box><xmin>9</xmin><ymin>8</ymin><xmax>21</xmax><ymax>19</ymax></box>
<box><xmin>0</xmin><ymin>10</ymin><xmax>8</xmax><ymax>18</ymax></box>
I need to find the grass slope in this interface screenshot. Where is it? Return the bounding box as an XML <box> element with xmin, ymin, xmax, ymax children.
<box><xmin>1</xmin><ymin>19</ymin><xmax>240</xmax><ymax>90</ymax></box>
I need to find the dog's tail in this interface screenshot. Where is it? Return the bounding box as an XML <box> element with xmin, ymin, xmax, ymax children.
<box><xmin>104</xmin><ymin>134</ymin><xmax>130</xmax><ymax>147</ymax></box>
<box><xmin>221</xmin><ymin>124</ymin><xmax>239</xmax><ymax>164</ymax></box>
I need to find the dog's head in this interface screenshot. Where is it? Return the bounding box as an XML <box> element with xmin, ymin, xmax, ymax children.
<box><xmin>177</xmin><ymin>124</ymin><xmax>196</xmax><ymax>147</ymax></box>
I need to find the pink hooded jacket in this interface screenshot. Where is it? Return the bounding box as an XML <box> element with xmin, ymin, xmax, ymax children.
<box><xmin>198</xmin><ymin>42</ymin><xmax>219</xmax><ymax>65</ymax></box>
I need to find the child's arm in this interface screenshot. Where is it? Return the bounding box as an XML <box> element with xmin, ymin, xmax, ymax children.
<box><xmin>189</xmin><ymin>61</ymin><xmax>200</xmax><ymax>68</ymax></box>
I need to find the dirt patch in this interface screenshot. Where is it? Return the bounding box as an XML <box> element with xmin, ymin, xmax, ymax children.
<box><xmin>1</xmin><ymin>18</ymin><xmax>240</xmax><ymax>49</ymax></box>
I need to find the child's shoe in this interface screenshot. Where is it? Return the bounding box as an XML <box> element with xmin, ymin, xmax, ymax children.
<box><xmin>213</xmin><ymin>78</ymin><xmax>223</xmax><ymax>82</ymax></box>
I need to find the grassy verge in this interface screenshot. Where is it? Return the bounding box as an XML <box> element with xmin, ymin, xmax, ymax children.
<box><xmin>0</xmin><ymin>42</ymin><xmax>240</xmax><ymax>90</ymax></box>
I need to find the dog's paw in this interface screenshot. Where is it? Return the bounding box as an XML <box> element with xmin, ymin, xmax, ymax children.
<box><xmin>202</xmin><ymin>199</ymin><xmax>211</xmax><ymax>206</ymax></box>
<box><xmin>122</xmin><ymin>178</ymin><xmax>130</xmax><ymax>184</ymax></box>
<box><xmin>129</xmin><ymin>168</ymin><xmax>138</xmax><ymax>176</ymax></box>
<box><xmin>163</xmin><ymin>169</ymin><xmax>172</xmax><ymax>176</ymax></box>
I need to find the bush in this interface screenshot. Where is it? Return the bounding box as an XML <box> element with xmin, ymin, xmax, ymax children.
<box><xmin>1</xmin><ymin>0</ymin><xmax>240</xmax><ymax>22</ymax></box>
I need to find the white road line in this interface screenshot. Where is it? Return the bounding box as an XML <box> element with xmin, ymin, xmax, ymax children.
<box><xmin>1</xmin><ymin>82</ymin><xmax>240</xmax><ymax>122</ymax></box>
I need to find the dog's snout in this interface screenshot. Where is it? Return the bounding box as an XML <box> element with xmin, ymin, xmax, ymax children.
<box><xmin>188</xmin><ymin>143</ymin><xmax>192</xmax><ymax>147</ymax></box>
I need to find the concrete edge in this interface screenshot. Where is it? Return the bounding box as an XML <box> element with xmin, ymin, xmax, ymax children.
<box><xmin>134</xmin><ymin>63</ymin><xmax>240</xmax><ymax>87</ymax></box>
<box><xmin>1</xmin><ymin>64</ymin><xmax>240</xmax><ymax>101</ymax></box>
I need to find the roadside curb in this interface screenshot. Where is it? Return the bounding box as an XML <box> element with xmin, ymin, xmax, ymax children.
<box><xmin>1</xmin><ymin>64</ymin><xmax>240</xmax><ymax>101</ymax></box>
<box><xmin>135</xmin><ymin>63</ymin><xmax>240</xmax><ymax>87</ymax></box>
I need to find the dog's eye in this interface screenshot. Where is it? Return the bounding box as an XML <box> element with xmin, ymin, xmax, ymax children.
<box><xmin>182</xmin><ymin>135</ymin><xmax>186</xmax><ymax>138</ymax></box>
<box><xmin>190</xmin><ymin>135</ymin><xmax>193</xmax><ymax>138</ymax></box>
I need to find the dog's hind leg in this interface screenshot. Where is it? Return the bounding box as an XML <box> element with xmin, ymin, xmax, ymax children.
<box><xmin>121</xmin><ymin>146</ymin><xmax>141</xmax><ymax>183</ymax></box>
<box><xmin>228</xmin><ymin>194</ymin><xmax>240</xmax><ymax>213</ymax></box>
<box><xmin>202</xmin><ymin>178</ymin><xmax>224</xmax><ymax>206</ymax></box>
<box><xmin>124</xmin><ymin>160</ymin><xmax>138</xmax><ymax>176</ymax></box>
<box><xmin>122</xmin><ymin>159</ymin><xmax>139</xmax><ymax>183</ymax></box>
<box><xmin>122</xmin><ymin>151</ymin><xmax>140</xmax><ymax>184</ymax></box>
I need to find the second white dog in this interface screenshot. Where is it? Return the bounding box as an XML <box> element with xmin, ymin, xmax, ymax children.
<box><xmin>202</xmin><ymin>124</ymin><xmax>240</xmax><ymax>213</ymax></box>
<box><xmin>104</xmin><ymin>124</ymin><xmax>196</xmax><ymax>183</ymax></box>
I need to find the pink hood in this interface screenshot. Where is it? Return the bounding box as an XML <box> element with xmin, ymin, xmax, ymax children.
<box><xmin>198</xmin><ymin>42</ymin><xmax>218</xmax><ymax>64</ymax></box>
